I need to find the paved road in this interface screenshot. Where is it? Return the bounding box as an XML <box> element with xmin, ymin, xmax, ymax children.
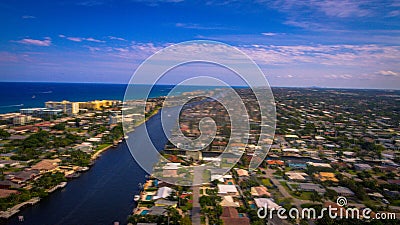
<box><xmin>261</xmin><ymin>168</ymin><xmax>314</xmax><ymax>209</ymax></box>
<box><xmin>191</xmin><ymin>166</ymin><xmax>205</xmax><ymax>225</ymax></box>
<box><xmin>261</xmin><ymin>168</ymin><xmax>400</xmax><ymax>214</ymax></box>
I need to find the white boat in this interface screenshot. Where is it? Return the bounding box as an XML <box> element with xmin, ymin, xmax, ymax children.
<box><xmin>78</xmin><ymin>166</ymin><xmax>89</xmax><ymax>172</ymax></box>
<box><xmin>134</xmin><ymin>195</ymin><xmax>140</xmax><ymax>201</ymax></box>
<box><xmin>59</xmin><ymin>182</ymin><xmax>67</xmax><ymax>188</ymax></box>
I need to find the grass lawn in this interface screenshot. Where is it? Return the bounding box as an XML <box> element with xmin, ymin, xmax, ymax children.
<box><xmin>391</xmin><ymin>199</ymin><xmax>400</xmax><ymax>206</ymax></box>
<box><xmin>280</xmin><ymin>181</ymin><xmax>314</xmax><ymax>201</ymax></box>
<box><xmin>95</xmin><ymin>143</ymin><xmax>111</xmax><ymax>151</ymax></box>
<box><xmin>202</xmin><ymin>170</ymin><xmax>211</xmax><ymax>182</ymax></box>
<box><xmin>297</xmin><ymin>192</ymin><xmax>313</xmax><ymax>200</ymax></box>
<box><xmin>346</xmin><ymin>169</ymin><xmax>357</xmax><ymax>175</ymax></box>
<box><xmin>261</xmin><ymin>178</ymin><xmax>273</xmax><ymax>187</ymax></box>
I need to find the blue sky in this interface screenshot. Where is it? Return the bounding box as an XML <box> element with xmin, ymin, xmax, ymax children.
<box><xmin>0</xmin><ymin>0</ymin><xmax>399</xmax><ymax>88</ymax></box>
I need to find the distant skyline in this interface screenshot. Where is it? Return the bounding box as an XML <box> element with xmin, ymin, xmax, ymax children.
<box><xmin>0</xmin><ymin>0</ymin><xmax>399</xmax><ymax>89</ymax></box>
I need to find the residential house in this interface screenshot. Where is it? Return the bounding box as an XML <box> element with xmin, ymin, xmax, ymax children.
<box><xmin>220</xmin><ymin>207</ymin><xmax>250</xmax><ymax>225</ymax></box>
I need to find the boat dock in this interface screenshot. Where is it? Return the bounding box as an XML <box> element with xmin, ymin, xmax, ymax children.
<box><xmin>0</xmin><ymin>197</ymin><xmax>40</xmax><ymax>219</ymax></box>
<box><xmin>47</xmin><ymin>182</ymin><xmax>67</xmax><ymax>193</ymax></box>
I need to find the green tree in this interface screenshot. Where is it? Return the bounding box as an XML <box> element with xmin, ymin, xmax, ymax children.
<box><xmin>52</xmin><ymin>123</ymin><xmax>66</xmax><ymax>130</ymax></box>
<box><xmin>0</xmin><ymin>129</ymin><xmax>10</xmax><ymax>139</ymax></box>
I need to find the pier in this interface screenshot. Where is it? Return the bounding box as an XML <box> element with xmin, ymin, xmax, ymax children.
<box><xmin>0</xmin><ymin>197</ymin><xmax>40</xmax><ymax>219</ymax></box>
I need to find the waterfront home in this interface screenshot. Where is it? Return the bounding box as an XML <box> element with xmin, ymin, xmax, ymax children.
<box><xmin>0</xmin><ymin>189</ymin><xmax>19</xmax><ymax>198</ymax></box>
<box><xmin>30</xmin><ymin>159</ymin><xmax>60</xmax><ymax>174</ymax></box>
<box><xmin>146</xmin><ymin>206</ymin><xmax>167</xmax><ymax>216</ymax></box>
<box><xmin>8</xmin><ymin>170</ymin><xmax>39</xmax><ymax>184</ymax></box>
<box><xmin>73</xmin><ymin>142</ymin><xmax>93</xmax><ymax>153</ymax></box>
<box><xmin>154</xmin><ymin>199</ymin><xmax>177</xmax><ymax>207</ymax></box>
<box><xmin>153</xmin><ymin>187</ymin><xmax>173</xmax><ymax>200</ymax></box>
<box><xmin>0</xmin><ymin>180</ymin><xmax>21</xmax><ymax>189</ymax></box>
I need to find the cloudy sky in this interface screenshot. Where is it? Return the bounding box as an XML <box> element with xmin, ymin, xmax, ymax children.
<box><xmin>0</xmin><ymin>0</ymin><xmax>399</xmax><ymax>88</ymax></box>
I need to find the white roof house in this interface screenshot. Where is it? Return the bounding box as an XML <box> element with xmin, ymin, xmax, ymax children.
<box><xmin>211</xmin><ymin>174</ymin><xmax>224</xmax><ymax>182</ymax></box>
<box><xmin>163</xmin><ymin>163</ymin><xmax>181</xmax><ymax>170</ymax></box>
<box><xmin>87</xmin><ymin>137</ymin><xmax>102</xmax><ymax>142</ymax></box>
<box><xmin>285</xmin><ymin>172</ymin><xmax>308</xmax><ymax>181</ymax></box>
<box><xmin>282</xmin><ymin>148</ymin><xmax>300</xmax><ymax>153</ymax></box>
<box><xmin>307</xmin><ymin>162</ymin><xmax>332</xmax><ymax>168</ymax></box>
<box><xmin>254</xmin><ymin>198</ymin><xmax>281</xmax><ymax>210</ymax></box>
<box><xmin>153</xmin><ymin>187</ymin><xmax>173</xmax><ymax>200</ymax></box>
<box><xmin>217</xmin><ymin>184</ymin><xmax>238</xmax><ymax>195</ymax></box>
<box><xmin>220</xmin><ymin>196</ymin><xmax>239</xmax><ymax>207</ymax></box>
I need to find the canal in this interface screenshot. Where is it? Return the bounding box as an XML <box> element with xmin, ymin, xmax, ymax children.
<box><xmin>6</xmin><ymin>108</ymin><xmax>174</xmax><ymax>225</ymax></box>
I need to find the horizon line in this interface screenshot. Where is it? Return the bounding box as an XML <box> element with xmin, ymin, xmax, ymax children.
<box><xmin>0</xmin><ymin>81</ymin><xmax>399</xmax><ymax>91</ymax></box>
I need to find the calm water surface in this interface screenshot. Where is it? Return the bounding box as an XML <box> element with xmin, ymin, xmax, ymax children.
<box><xmin>6</xmin><ymin>109</ymin><xmax>171</xmax><ymax>225</ymax></box>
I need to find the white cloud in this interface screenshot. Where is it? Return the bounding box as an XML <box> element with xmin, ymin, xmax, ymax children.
<box><xmin>237</xmin><ymin>44</ymin><xmax>400</xmax><ymax>67</ymax></box>
<box><xmin>276</xmin><ymin>74</ymin><xmax>294</xmax><ymax>78</ymax></box>
<box><xmin>375</xmin><ymin>70</ymin><xmax>399</xmax><ymax>76</ymax></box>
<box><xmin>108</xmin><ymin>36</ymin><xmax>126</xmax><ymax>41</ymax></box>
<box><xmin>324</xmin><ymin>74</ymin><xmax>353</xmax><ymax>79</ymax></box>
<box><xmin>85</xmin><ymin>37</ymin><xmax>105</xmax><ymax>43</ymax></box>
<box><xmin>15</xmin><ymin>37</ymin><xmax>51</xmax><ymax>46</ymax></box>
<box><xmin>67</xmin><ymin>37</ymin><xmax>84</xmax><ymax>42</ymax></box>
<box><xmin>261</xmin><ymin>32</ymin><xmax>279</xmax><ymax>36</ymax></box>
<box><xmin>60</xmin><ymin>35</ymin><xmax>105</xmax><ymax>43</ymax></box>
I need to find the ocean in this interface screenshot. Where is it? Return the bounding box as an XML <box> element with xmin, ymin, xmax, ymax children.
<box><xmin>1</xmin><ymin>82</ymin><xmax>178</xmax><ymax>225</ymax></box>
<box><xmin>0</xmin><ymin>82</ymin><xmax>225</xmax><ymax>114</ymax></box>
<box><xmin>0</xmin><ymin>82</ymin><xmax>213</xmax><ymax>224</ymax></box>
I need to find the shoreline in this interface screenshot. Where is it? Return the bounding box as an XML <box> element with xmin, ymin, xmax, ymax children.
<box><xmin>90</xmin><ymin>108</ymin><xmax>160</xmax><ymax>161</ymax></box>
<box><xmin>91</xmin><ymin>144</ymin><xmax>114</xmax><ymax>160</ymax></box>
<box><xmin>1</xmin><ymin>108</ymin><xmax>162</xmax><ymax>221</ymax></box>
<box><xmin>0</xmin><ymin>198</ymin><xmax>40</xmax><ymax>219</ymax></box>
